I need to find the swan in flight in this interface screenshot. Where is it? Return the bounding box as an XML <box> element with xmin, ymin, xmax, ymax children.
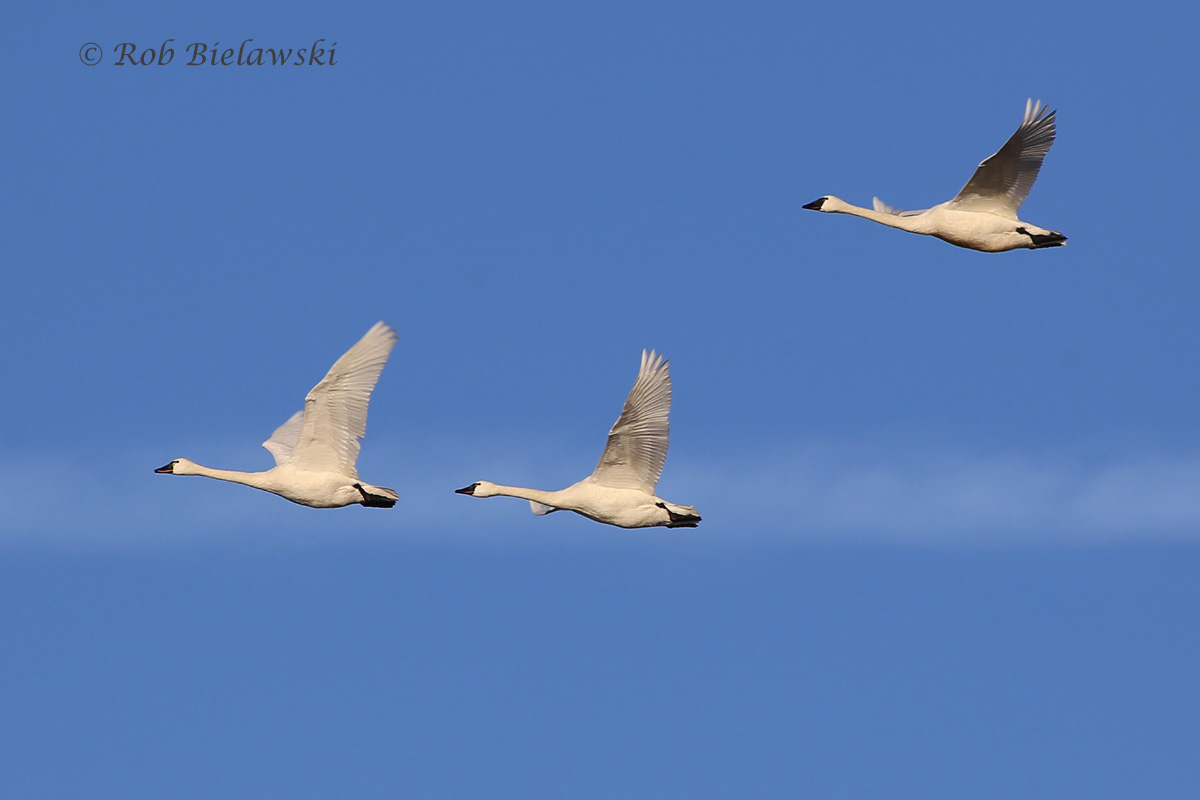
<box><xmin>803</xmin><ymin>99</ymin><xmax>1066</xmax><ymax>252</ymax></box>
<box><xmin>155</xmin><ymin>322</ymin><xmax>399</xmax><ymax>509</ymax></box>
<box><xmin>456</xmin><ymin>350</ymin><xmax>701</xmax><ymax>529</ymax></box>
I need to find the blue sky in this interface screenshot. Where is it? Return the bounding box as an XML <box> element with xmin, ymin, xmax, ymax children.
<box><xmin>3</xmin><ymin>0</ymin><xmax>1199</xmax><ymax>796</ymax></box>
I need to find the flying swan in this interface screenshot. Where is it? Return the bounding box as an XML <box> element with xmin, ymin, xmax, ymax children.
<box><xmin>155</xmin><ymin>322</ymin><xmax>399</xmax><ymax>509</ymax></box>
<box><xmin>456</xmin><ymin>350</ymin><xmax>701</xmax><ymax>529</ymax></box>
<box><xmin>803</xmin><ymin>99</ymin><xmax>1066</xmax><ymax>252</ymax></box>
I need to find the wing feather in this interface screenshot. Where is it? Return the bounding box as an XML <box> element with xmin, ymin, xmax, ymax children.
<box><xmin>949</xmin><ymin>98</ymin><xmax>1057</xmax><ymax>218</ymax></box>
<box><xmin>872</xmin><ymin>197</ymin><xmax>925</xmax><ymax>217</ymax></box>
<box><xmin>262</xmin><ymin>409</ymin><xmax>304</xmax><ymax>466</ymax></box>
<box><xmin>873</xmin><ymin>196</ymin><xmax>902</xmax><ymax>215</ymax></box>
<box><xmin>591</xmin><ymin>350</ymin><xmax>671</xmax><ymax>493</ymax></box>
<box><xmin>287</xmin><ymin>322</ymin><xmax>398</xmax><ymax>476</ymax></box>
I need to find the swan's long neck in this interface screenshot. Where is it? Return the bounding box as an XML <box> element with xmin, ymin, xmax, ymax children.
<box><xmin>184</xmin><ymin>462</ymin><xmax>276</xmax><ymax>491</ymax></box>
<box><xmin>827</xmin><ymin>198</ymin><xmax>928</xmax><ymax>233</ymax></box>
<box><xmin>487</xmin><ymin>484</ymin><xmax>565</xmax><ymax>506</ymax></box>
<box><xmin>840</xmin><ymin>201</ymin><xmax>921</xmax><ymax>230</ymax></box>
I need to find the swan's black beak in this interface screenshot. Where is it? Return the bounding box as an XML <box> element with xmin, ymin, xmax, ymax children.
<box><xmin>802</xmin><ymin>197</ymin><xmax>826</xmax><ymax>211</ymax></box>
<box><xmin>455</xmin><ymin>483</ymin><xmax>478</xmax><ymax>495</ymax></box>
<box><xmin>154</xmin><ymin>462</ymin><xmax>176</xmax><ymax>474</ymax></box>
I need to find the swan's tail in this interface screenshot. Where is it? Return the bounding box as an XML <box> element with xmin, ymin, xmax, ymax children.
<box><xmin>1016</xmin><ymin>225</ymin><xmax>1067</xmax><ymax>248</ymax></box>
<box><xmin>1031</xmin><ymin>231</ymin><xmax>1067</xmax><ymax>248</ymax></box>
<box><xmin>662</xmin><ymin>502</ymin><xmax>701</xmax><ymax>528</ymax></box>
<box><xmin>356</xmin><ymin>483</ymin><xmax>398</xmax><ymax>509</ymax></box>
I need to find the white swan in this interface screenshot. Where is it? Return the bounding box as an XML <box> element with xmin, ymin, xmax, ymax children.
<box><xmin>155</xmin><ymin>322</ymin><xmax>399</xmax><ymax>509</ymax></box>
<box><xmin>803</xmin><ymin>99</ymin><xmax>1066</xmax><ymax>252</ymax></box>
<box><xmin>456</xmin><ymin>350</ymin><xmax>701</xmax><ymax>529</ymax></box>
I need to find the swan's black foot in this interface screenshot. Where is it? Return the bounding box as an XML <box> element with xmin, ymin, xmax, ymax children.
<box><xmin>1017</xmin><ymin>227</ymin><xmax>1067</xmax><ymax>248</ymax></box>
<box><xmin>355</xmin><ymin>484</ymin><xmax>397</xmax><ymax>508</ymax></box>
<box><xmin>658</xmin><ymin>502</ymin><xmax>701</xmax><ymax>528</ymax></box>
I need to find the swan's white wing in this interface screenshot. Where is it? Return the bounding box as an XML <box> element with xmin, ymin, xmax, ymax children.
<box><xmin>288</xmin><ymin>321</ymin><xmax>398</xmax><ymax>476</ymax></box>
<box><xmin>262</xmin><ymin>410</ymin><xmax>304</xmax><ymax>466</ymax></box>
<box><xmin>872</xmin><ymin>197</ymin><xmax>925</xmax><ymax>217</ymax></box>
<box><xmin>530</xmin><ymin>501</ymin><xmax>559</xmax><ymax>516</ymax></box>
<box><xmin>873</xmin><ymin>196</ymin><xmax>902</xmax><ymax>215</ymax></box>
<box><xmin>591</xmin><ymin>350</ymin><xmax>671</xmax><ymax>493</ymax></box>
<box><xmin>949</xmin><ymin>98</ymin><xmax>1057</xmax><ymax>218</ymax></box>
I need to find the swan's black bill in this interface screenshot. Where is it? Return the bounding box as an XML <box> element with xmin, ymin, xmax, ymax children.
<box><xmin>802</xmin><ymin>197</ymin><xmax>826</xmax><ymax>210</ymax></box>
<box><xmin>455</xmin><ymin>483</ymin><xmax>478</xmax><ymax>495</ymax></box>
<box><xmin>154</xmin><ymin>462</ymin><xmax>176</xmax><ymax>474</ymax></box>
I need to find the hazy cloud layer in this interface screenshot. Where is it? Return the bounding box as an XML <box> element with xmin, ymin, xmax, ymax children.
<box><xmin>678</xmin><ymin>444</ymin><xmax>1200</xmax><ymax>545</ymax></box>
<box><xmin>5</xmin><ymin>440</ymin><xmax>1200</xmax><ymax>548</ymax></box>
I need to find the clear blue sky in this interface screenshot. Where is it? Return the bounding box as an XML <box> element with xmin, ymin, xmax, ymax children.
<box><xmin>4</xmin><ymin>1</ymin><xmax>1199</xmax><ymax>797</ymax></box>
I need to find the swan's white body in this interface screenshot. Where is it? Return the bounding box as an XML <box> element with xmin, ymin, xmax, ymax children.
<box><xmin>804</xmin><ymin>99</ymin><xmax>1065</xmax><ymax>252</ymax></box>
<box><xmin>156</xmin><ymin>322</ymin><xmax>399</xmax><ymax>509</ymax></box>
<box><xmin>456</xmin><ymin>350</ymin><xmax>701</xmax><ymax>529</ymax></box>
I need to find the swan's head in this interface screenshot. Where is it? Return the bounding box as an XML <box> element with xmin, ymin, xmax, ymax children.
<box><xmin>803</xmin><ymin>195</ymin><xmax>848</xmax><ymax>212</ymax></box>
<box><xmin>154</xmin><ymin>458</ymin><xmax>197</xmax><ymax>475</ymax></box>
<box><xmin>455</xmin><ymin>481</ymin><xmax>498</xmax><ymax>498</ymax></box>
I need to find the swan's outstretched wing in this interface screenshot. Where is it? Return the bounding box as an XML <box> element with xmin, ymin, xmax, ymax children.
<box><xmin>262</xmin><ymin>410</ymin><xmax>304</xmax><ymax>466</ymax></box>
<box><xmin>949</xmin><ymin>99</ymin><xmax>1056</xmax><ymax>218</ymax></box>
<box><xmin>287</xmin><ymin>322</ymin><xmax>398</xmax><ymax>476</ymax></box>
<box><xmin>872</xmin><ymin>197</ymin><xmax>925</xmax><ymax>217</ymax></box>
<box><xmin>873</xmin><ymin>197</ymin><xmax>903</xmax><ymax>215</ymax></box>
<box><xmin>591</xmin><ymin>350</ymin><xmax>671</xmax><ymax>493</ymax></box>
